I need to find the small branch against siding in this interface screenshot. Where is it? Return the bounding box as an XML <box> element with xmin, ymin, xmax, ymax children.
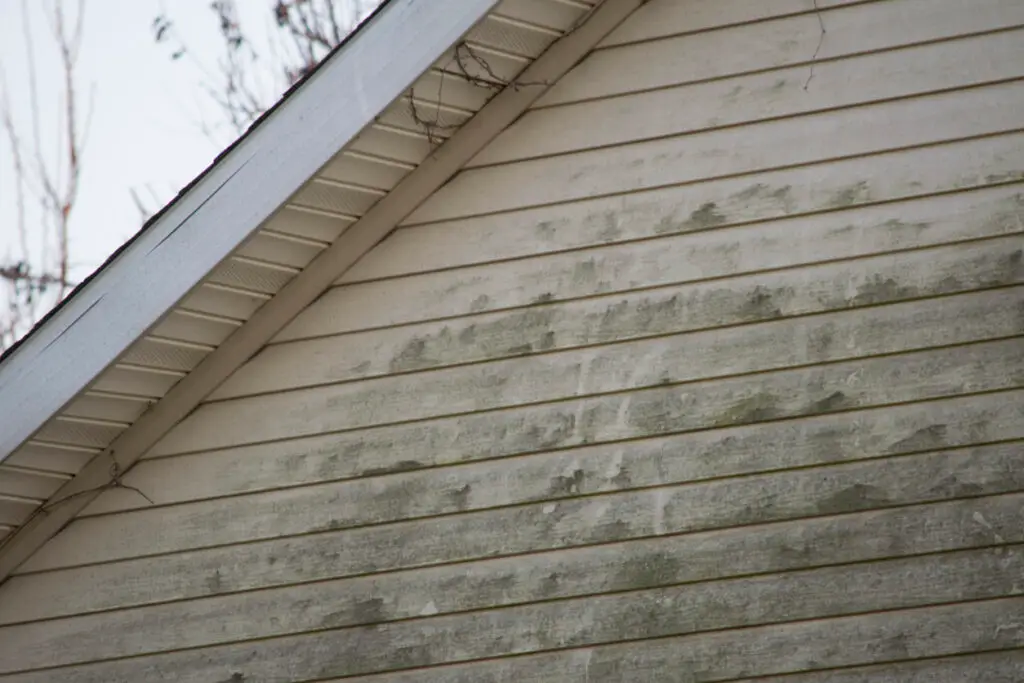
<box><xmin>804</xmin><ymin>0</ymin><xmax>826</xmax><ymax>90</ymax></box>
<box><xmin>38</xmin><ymin>451</ymin><xmax>154</xmax><ymax>514</ymax></box>
<box><xmin>407</xmin><ymin>40</ymin><xmax>551</xmax><ymax>147</ymax></box>
<box><xmin>454</xmin><ymin>42</ymin><xmax>548</xmax><ymax>92</ymax></box>
<box><xmin>0</xmin><ymin>451</ymin><xmax>154</xmax><ymax>556</ymax></box>
<box><xmin>407</xmin><ymin>81</ymin><xmax>459</xmax><ymax>147</ymax></box>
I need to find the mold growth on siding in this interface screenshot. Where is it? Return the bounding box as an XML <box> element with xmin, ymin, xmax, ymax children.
<box><xmin>816</xmin><ymin>483</ymin><xmax>889</xmax><ymax>515</ymax></box>
<box><xmin>887</xmin><ymin>424</ymin><xmax>949</xmax><ymax>454</ymax></box>
<box><xmin>713</xmin><ymin>392</ymin><xmax>780</xmax><ymax>427</ymax></box>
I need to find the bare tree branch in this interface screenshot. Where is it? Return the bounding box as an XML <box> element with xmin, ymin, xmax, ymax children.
<box><xmin>1</xmin><ymin>0</ymin><xmax>89</xmax><ymax>349</ymax></box>
<box><xmin>0</xmin><ymin>1</ymin><xmax>378</xmax><ymax>349</ymax></box>
<box><xmin>156</xmin><ymin>1</ymin><xmax>377</xmax><ymax>135</ymax></box>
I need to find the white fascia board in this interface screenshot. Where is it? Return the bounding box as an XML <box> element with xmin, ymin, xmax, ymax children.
<box><xmin>0</xmin><ymin>0</ymin><xmax>502</xmax><ymax>461</ymax></box>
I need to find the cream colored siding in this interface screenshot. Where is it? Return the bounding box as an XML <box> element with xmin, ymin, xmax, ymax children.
<box><xmin>1</xmin><ymin>0</ymin><xmax>1023</xmax><ymax>679</ymax></box>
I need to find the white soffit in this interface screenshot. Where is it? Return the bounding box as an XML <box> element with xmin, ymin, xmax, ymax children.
<box><xmin>0</xmin><ymin>0</ymin><xmax>620</xmax><ymax>566</ymax></box>
<box><xmin>0</xmin><ymin>0</ymin><xmax>504</xmax><ymax>460</ymax></box>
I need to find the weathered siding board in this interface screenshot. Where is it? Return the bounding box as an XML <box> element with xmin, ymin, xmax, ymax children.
<box><xmin>219</xmin><ymin>282</ymin><xmax>1023</xmax><ymax>398</ymax></box>
<box><xmin>475</xmin><ymin>28</ymin><xmax>1024</xmax><ymax>167</ymax></box>
<box><xmin>32</xmin><ymin>317</ymin><xmax>1024</xmax><ymax>555</ymax></box>
<box><xmin>410</xmin><ymin>80</ymin><xmax>1024</xmax><ymax>224</ymax></box>
<box><xmin>2</xmin><ymin>595</ymin><xmax>1023</xmax><ymax>682</ymax></box>
<box><xmin>1</xmin><ymin>546</ymin><xmax>1022</xmax><ymax>674</ymax></box>
<box><xmin>20</xmin><ymin>436</ymin><xmax>1024</xmax><ymax>577</ymax></box>
<box><xmin>149</xmin><ymin>323</ymin><xmax>1024</xmax><ymax>457</ymax></box>
<box><xmin>320</xmin><ymin>602</ymin><xmax>1024</xmax><ymax>683</ymax></box>
<box><xmin>90</xmin><ymin>389</ymin><xmax>1024</xmax><ymax>516</ymax></box>
<box><xmin>239</xmin><ymin>191</ymin><xmax>1024</xmax><ymax>383</ymax></box>
<box><xmin>313</xmin><ymin>188</ymin><xmax>1024</xmax><ymax>335</ymax></box>
<box><xmin>344</xmin><ymin>133</ymin><xmax>1024</xmax><ymax>284</ymax></box>
<box><xmin>597</xmin><ymin>0</ymin><xmax>871</xmax><ymax>48</ymax></box>
<box><xmin>4</xmin><ymin>390</ymin><xmax>1020</xmax><ymax>619</ymax></box>
<box><xmin>3</xmin><ymin>480</ymin><xmax>1023</xmax><ymax>630</ymax></box>
<box><xmin>7</xmin><ymin>493</ymin><xmax>1024</xmax><ymax>656</ymax></box>
<box><xmin>731</xmin><ymin>651</ymin><xmax>1024</xmax><ymax>683</ymax></box>
<box><xmin>6</xmin><ymin>0</ymin><xmax>1024</xmax><ymax>679</ymax></box>
<box><xmin>547</xmin><ymin>0</ymin><xmax>1024</xmax><ymax>104</ymax></box>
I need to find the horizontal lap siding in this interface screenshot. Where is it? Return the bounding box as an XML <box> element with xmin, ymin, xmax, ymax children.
<box><xmin>2</xmin><ymin>0</ymin><xmax>1024</xmax><ymax>680</ymax></box>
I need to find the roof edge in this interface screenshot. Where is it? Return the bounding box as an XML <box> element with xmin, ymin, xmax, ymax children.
<box><xmin>0</xmin><ymin>0</ymin><xmax>502</xmax><ymax>461</ymax></box>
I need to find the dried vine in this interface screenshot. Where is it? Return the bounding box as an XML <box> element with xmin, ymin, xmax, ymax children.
<box><xmin>39</xmin><ymin>451</ymin><xmax>154</xmax><ymax>514</ymax></box>
<box><xmin>407</xmin><ymin>40</ymin><xmax>550</xmax><ymax>146</ymax></box>
<box><xmin>804</xmin><ymin>0</ymin><xmax>826</xmax><ymax>90</ymax></box>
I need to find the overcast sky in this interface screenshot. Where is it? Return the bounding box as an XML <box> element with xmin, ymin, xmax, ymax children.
<box><xmin>0</xmin><ymin>0</ymin><xmax>374</xmax><ymax>286</ymax></box>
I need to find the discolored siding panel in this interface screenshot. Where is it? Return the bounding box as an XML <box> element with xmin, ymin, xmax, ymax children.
<box><xmin>2</xmin><ymin>0</ymin><xmax>1023</xmax><ymax>680</ymax></box>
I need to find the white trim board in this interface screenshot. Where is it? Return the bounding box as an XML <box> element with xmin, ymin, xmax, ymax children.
<box><xmin>0</xmin><ymin>0</ymin><xmax>644</xmax><ymax>582</ymax></box>
<box><xmin>0</xmin><ymin>0</ymin><xmax>502</xmax><ymax>463</ymax></box>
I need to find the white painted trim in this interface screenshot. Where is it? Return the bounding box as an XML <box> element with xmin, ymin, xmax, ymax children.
<box><xmin>0</xmin><ymin>0</ymin><xmax>502</xmax><ymax>463</ymax></box>
<box><xmin>0</xmin><ymin>0</ymin><xmax>643</xmax><ymax>582</ymax></box>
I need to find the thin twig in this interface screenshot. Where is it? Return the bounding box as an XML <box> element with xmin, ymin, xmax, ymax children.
<box><xmin>406</xmin><ymin>86</ymin><xmax>459</xmax><ymax>146</ymax></box>
<box><xmin>407</xmin><ymin>38</ymin><xmax>553</xmax><ymax>144</ymax></box>
<box><xmin>157</xmin><ymin>0</ymin><xmax>365</xmax><ymax>135</ymax></box>
<box><xmin>453</xmin><ymin>42</ymin><xmax>549</xmax><ymax>92</ymax></box>
<box><xmin>804</xmin><ymin>0</ymin><xmax>826</xmax><ymax>90</ymax></box>
<box><xmin>1</xmin><ymin>1</ymin><xmax>87</xmax><ymax>347</ymax></box>
<box><xmin>40</xmin><ymin>453</ymin><xmax>154</xmax><ymax>514</ymax></box>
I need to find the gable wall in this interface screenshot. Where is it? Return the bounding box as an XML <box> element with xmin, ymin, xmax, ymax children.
<box><xmin>1</xmin><ymin>0</ymin><xmax>1023</xmax><ymax>679</ymax></box>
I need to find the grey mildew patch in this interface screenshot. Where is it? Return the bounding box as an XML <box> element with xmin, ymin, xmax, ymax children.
<box><xmin>289</xmin><ymin>186</ymin><xmax>1024</xmax><ymax>344</ymax></box>
<box><xmin>985</xmin><ymin>171</ymin><xmax>1024</xmax><ymax>184</ymax></box>
<box><xmin>816</xmin><ymin>483</ymin><xmax>891</xmax><ymax>515</ymax></box>
<box><xmin>363</xmin><ymin>460</ymin><xmax>425</xmax><ymax>477</ymax></box>
<box><xmin>181</xmin><ymin>270</ymin><xmax>1024</xmax><ymax>454</ymax></box>
<box><xmin>743</xmin><ymin>652</ymin><xmax>1024</xmax><ymax>683</ymax></box>
<box><xmin>596</xmin><ymin>211</ymin><xmax>623</xmax><ymax>241</ymax></box>
<box><xmin>711</xmin><ymin>391</ymin><xmax>781</xmax><ymax>428</ymax></box>
<box><xmin>448</xmin><ymin>483</ymin><xmax>473</xmax><ymax>511</ymax></box>
<box><xmin>548</xmin><ymin>467</ymin><xmax>586</xmax><ymax>497</ymax></box>
<box><xmin>534</xmin><ymin>219</ymin><xmax>560</xmax><ymax>240</ymax></box>
<box><xmin>345</xmin><ymin>135</ymin><xmax>1024</xmax><ymax>289</ymax></box>
<box><xmin>888</xmin><ymin>424</ymin><xmax>949</xmax><ymax>454</ymax></box>
<box><xmin>205</xmin><ymin>569</ymin><xmax>223</xmax><ymax>594</ymax></box>
<box><xmin>828</xmin><ymin>179</ymin><xmax>872</xmax><ymax>208</ymax></box>
<box><xmin>10</xmin><ymin>562</ymin><xmax>1024</xmax><ymax>681</ymax></box>
<box><xmin>680</xmin><ymin>201</ymin><xmax>729</xmax><ymax>231</ymax></box>
<box><xmin>808</xmin><ymin>390</ymin><xmax>855</xmax><ymax>415</ymax></box>
<box><xmin>6</xmin><ymin>451</ymin><xmax>1023</xmax><ymax>640</ymax></box>
<box><xmin>31</xmin><ymin>430</ymin><xmax>1024</xmax><ymax>580</ymax></box>
<box><xmin>651</xmin><ymin>154</ymin><xmax>898</xmax><ymax>236</ymax></box>
<box><xmin>470</xmin><ymin>294</ymin><xmax>492</xmax><ymax>312</ymax></box>
<box><xmin>850</xmin><ymin>275</ymin><xmax>923</xmax><ymax>306</ymax></box>
<box><xmin>387</xmin><ymin>307</ymin><xmax>562</xmax><ymax>373</ymax></box>
<box><xmin>143</xmin><ymin>311</ymin><xmax>1024</xmax><ymax>507</ymax></box>
<box><xmin>95</xmin><ymin>305</ymin><xmax>1024</xmax><ymax>546</ymax></box>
